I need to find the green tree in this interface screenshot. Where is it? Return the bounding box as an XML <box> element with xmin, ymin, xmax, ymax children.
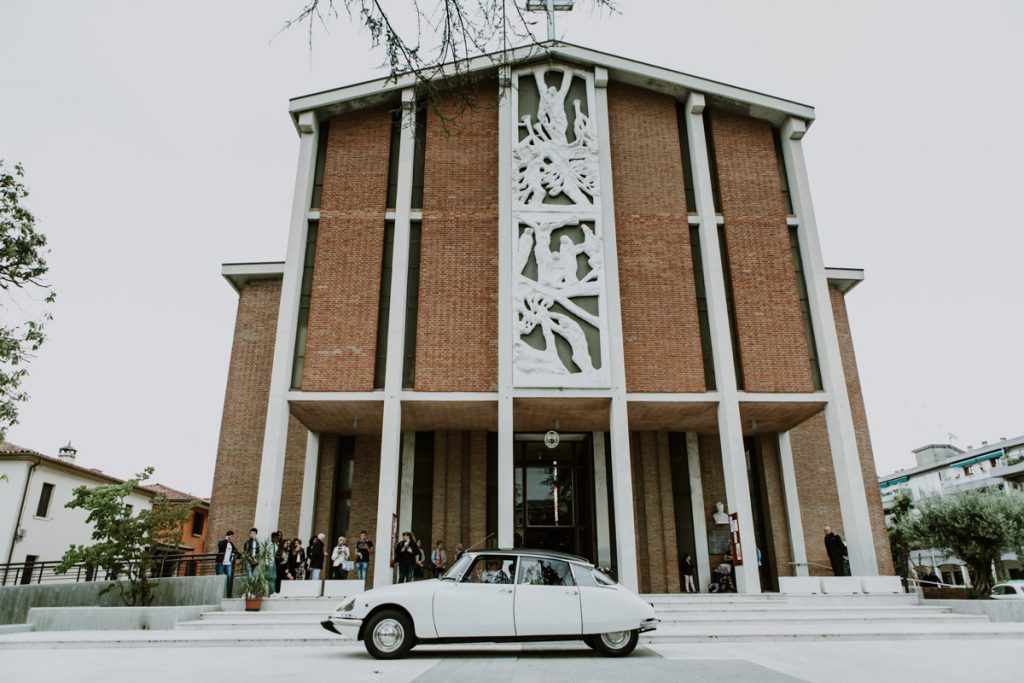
<box><xmin>908</xmin><ymin>490</ymin><xmax>1024</xmax><ymax>598</ymax></box>
<box><xmin>56</xmin><ymin>468</ymin><xmax>192</xmax><ymax>606</ymax></box>
<box><xmin>886</xmin><ymin>493</ymin><xmax>916</xmax><ymax>582</ymax></box>
<box><xmin>0</xmin><ymin>161</ymin><xmax>55</xmax><ymax>441</ymax></box>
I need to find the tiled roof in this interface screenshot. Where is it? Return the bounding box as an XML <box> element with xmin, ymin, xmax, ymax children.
<box><xmin>0</xmin><ymin>440</ymin><xmax>156</xmax><ymax>495</ymax></box>
<box><xmin>148</xmin><ymin>483</ymin><xmax>210</xmax><ymax>506</ymax></box>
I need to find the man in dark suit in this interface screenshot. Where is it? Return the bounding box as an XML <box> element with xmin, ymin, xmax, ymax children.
<box><xmin>216</xmin><ymin>530</ymin><xmax>236</xmax><ymax>596</ymax></box>
<box><xmin>823</xmin><ymin>526</ymin><xmax>848</xmax><ymax>576</ymax></box>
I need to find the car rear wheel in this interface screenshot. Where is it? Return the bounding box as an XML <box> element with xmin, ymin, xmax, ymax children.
<box><xmin>590</xmin><ymin>629</ymin><xmax>639</xmax><ymax>657</ymax></box>
<box><xmin>363</xmin><ymin>609</ymin><xmax>415</xmax><ymax>660</ymax></box>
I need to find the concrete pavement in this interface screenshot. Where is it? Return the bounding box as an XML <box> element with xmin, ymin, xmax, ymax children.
<box><xmin>1</xmin><ymin>639</ymin><xmax>1019</xmax><ymax>682</ymax></box>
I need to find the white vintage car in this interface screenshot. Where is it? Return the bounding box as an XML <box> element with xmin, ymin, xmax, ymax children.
<box><xmin>322</xmin><ymin>548</ymin><xmax>657</xmax><ymax>659</ymax></box>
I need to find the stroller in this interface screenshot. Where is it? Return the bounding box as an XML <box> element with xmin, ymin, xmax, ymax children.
<box><xmin>709</xmin><ymin>561</ymin><xmax>735</xmax><ymax>593</ymax></box>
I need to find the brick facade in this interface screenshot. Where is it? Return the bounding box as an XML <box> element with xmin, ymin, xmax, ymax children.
<box><xmin>302</xmin><ymin>106</ymin><xmax>393</xmax><ymax>391</ymax></box>
<box><xmin>710</xmin><ymin>108</ymin><xmax>814</xmax><ymax>393</ymax></box>
<box><xmin>416</xmin><ymin>89</ymin><xmax>499</xmax><ymax>392</ymax></box>
<box><xmin>430</xmin><ymin>431</ymin><xmax>489</xmax><ymax>562</ymax></box>
<box><xmin>608</xmin><ymin>84</ymin><xmax>707</xmax><ymax>393</ymax></box>
<box><xmin>630</xmin><ymin>431</ymin><xmax>682</xmax><ymax>593</ymax></box>
<box><xmin>276</xmin><ymin>415</ymin><xmax>309</xmax><ymax>539</ymax></box>
<box><xmin>206</xmin><ymin>282</ymin><xmax>281</xmax><ymax>552</ymax></box>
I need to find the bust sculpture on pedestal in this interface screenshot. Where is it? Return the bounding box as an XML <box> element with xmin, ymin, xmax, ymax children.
<box><xmin>712</xmin><ymin>501</ymin><xmax>729</xmax><ymax>525</ymax></box>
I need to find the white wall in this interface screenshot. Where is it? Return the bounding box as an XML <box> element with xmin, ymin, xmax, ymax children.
<box><xmin>2</xmin><ymin>460</ymin><xmax>153</xmax><ymax>567</ymax></box>
<box><xmin>0</xmin><ymin>460</ymin><xmax>32</xmax><ymax>565</ymax></box>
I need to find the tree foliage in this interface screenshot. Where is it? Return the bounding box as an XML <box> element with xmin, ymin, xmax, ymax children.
<box><xmin>907</xmin><ymin>490</ymin><xmax>1024</xmax><ymax>598</ymax></box>
<box><xmin>56</xmin><ymin>468</ymin><xmax>192</xmax><ymax>606</ymax></box>
<box><xmin>238</xmin><ymin>538</ymin><xmax>277</xmax><ymax>600</ymax></box>
<box><xmin>0</xmin><ymin>161</ymin><xmax>55</xmax><ymax>441</ymax></box>
<box><xmin>886</xmin><ymin>492</ymin><xmax>916</xmax><ymax>582</ymax></box>
<box><xmin>285</xmin><ymin>1</ymin><xmax>617</xmax><ymax>125</ymax></box>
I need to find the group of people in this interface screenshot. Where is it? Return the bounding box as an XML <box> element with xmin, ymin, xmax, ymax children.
<box><xmin>394</xmin><ymin>532</ymin><xmax>467</xmax><ymax>583</ymax></box>
<box><xmin>215</xmin><ymin>528</ymin><xmax>377</xmax><ymax>596</ymax></box>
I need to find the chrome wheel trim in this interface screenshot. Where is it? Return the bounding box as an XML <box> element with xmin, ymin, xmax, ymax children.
<box><xmin>371</xmin><ymin>618</ymin><xmax>405</xmax><ymax>653</ymax></box>
<box><xmin>600</xmin><ymin>630</ymin><xmax>630</xmax><ymax>649</ymax></box>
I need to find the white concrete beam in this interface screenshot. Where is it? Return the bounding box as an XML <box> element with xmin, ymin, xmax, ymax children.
<box><xmin>497</xmin><ymin>67</ymin><xmax>515</xmax><ymax>549</ymax></box>
<box><xmin>778</xmin><ymin>431</ymin><xmax>809</xmax><ymax>577</ymax></box>
<box><xmin>780</xmin><ymin>117</ymin><xmax>878</xmax><ymax>576</ymax></box>
<box><xmin>297</xmin><ymin>431</ymin><xmax>320</xmax><ymax>541</ymax></box>
<box><xmin>685</xmin><ymin>92</ymin><xmax>760</xmax><ymax>593</ymax></box>
<box><xmin>254</xmin><ymin>111</ymin><xmax>319</xmax><ymax>535</ymax></box>
<box><xmin>687</xmin><ymin>432</ymin><xmax>712</xmax><ymax>592</ymax></box>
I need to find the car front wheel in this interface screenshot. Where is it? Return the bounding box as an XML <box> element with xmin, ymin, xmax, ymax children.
<box><xmin>589</xmin><ymin>629</ymin><xmax>639</xmax><ymax>657</ymax></box>
<box><xmin>363</xmin><ymin>609</ymin><xmax>415</xmax><ymax>660</ymax></box>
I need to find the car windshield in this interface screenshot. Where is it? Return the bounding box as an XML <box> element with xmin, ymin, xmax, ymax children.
<box><xmin>440</xmin><ymin>554</ymin><xmax>472</xmax><ymax>581</ymax></box>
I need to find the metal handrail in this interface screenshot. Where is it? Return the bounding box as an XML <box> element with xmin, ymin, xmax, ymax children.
<box><xmin>906</xmin><ymin>577</ymin><xmax>965</xmax><ymax>590</ymax></box>
<box><xmin>0</xmin><ymin>552</ymin><xmax>223</xmax><ymax>587</ymax></box>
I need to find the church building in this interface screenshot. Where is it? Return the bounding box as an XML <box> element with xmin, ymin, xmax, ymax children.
<box><xmin>207</xmin><ymin>43</ymin><xmax>894</xmax><ymax>593</ymax></box>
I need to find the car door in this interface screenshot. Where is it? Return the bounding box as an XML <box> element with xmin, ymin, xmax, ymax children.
<box><xmin>433</xmin><ymin>555</ymin><xmax>516</xmax><ymax>637</ymax></box>
<box><xmin>514</xmin><ymin>557</ymin><xmax>582</xmax><ymax>637</ymax></box>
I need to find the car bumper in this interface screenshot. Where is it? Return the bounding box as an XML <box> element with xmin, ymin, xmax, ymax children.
<box><xmin>321</xmin><ymin>616</ymin><xmax>362</xmax><ymax>640</ymax></box>
<box><xmin>639</xmin><ymin>618</ymin><xmax>659</xmax><ymax>633</ymax></box>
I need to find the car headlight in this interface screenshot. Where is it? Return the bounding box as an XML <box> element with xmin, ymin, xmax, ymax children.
<box><xmin>336</xmin><ymin>598</ymin><xmax>356</xmax><ymax>613</ymax></box>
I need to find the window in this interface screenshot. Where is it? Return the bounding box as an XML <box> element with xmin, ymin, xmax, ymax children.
<box><xmin>717</xmin><ymin>225</ymin><xmax>744</xmax><ymax>389</ymax></box>
<box><xmin>401</xmin><ymin>222</ymin><xmax>422</xmax><ymax>388</ymax></box>
<box><xmin>518</xmin><ymin>557</ymin><xmax>575</xmax><ymax>587</ymax></box>
<box><xmin>689</xmin><ymin>226</ymin><xmax>716</xmax><ymax>390</ymax></box>
<box><xmin>675</xmin><ymin>102</ymin><xmax>696</xmax><ymax>212</ymax></box>
<box><xmin>21</xmin><ymin>555</ymin><xmax>38</xmax><ymax>585</ymax></box>
<box><xmin>310</xmin><ymin>120</ymin><xmax>331</xmax><ymax>209</ymax></box>
<box><xmin>373</xmin><ymin>221</ymin><xmax>396</xmax><ymax>389</ymax></box>
<box><xmin>788</xmin><ymin>227</ymin><xmax>823</xmax><ymax>390</ymax></box>
<box><xmin>192</xmin><ymin>511</ymin><xmax>205</xmax><ymax>537</ymax></box>
<box><xmin>36</xmin><ymin>483</ymin><xmax>54</xmax><ymax>518</ymax></box>
<box><xmin>291</xmin><ymin>221</ymin><xmax>319</xmax><ymax>389</ymax></box>
<box><xmin>772</xmin><ymin>128</ymin><xmax>795</xmax><ymax>215</ymax></box>
<box><xmin>703</xmin><ymin>110</ymin><xmax>722</xmax><ymax>212</ymax></box>
<box><xmin>461</xmin><ymin>556</ymin><xmax>516</xmax><ymax>584</ymax></box>
<box><xmin>125</xmin><ymin>504</ymin><xmax>134</xmax><ymax>515</ymax></box>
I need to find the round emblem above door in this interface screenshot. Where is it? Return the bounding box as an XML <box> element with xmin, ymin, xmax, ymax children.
<box><xmin>544</xmin><ymin>430</ymin><xmax>560</xmax><ymax>449</ymax></box>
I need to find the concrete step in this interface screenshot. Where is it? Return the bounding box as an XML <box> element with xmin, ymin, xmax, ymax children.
<box><xmin>177</xmin><ymin>619</ymin><xmax>326</xmax><ymax>631</ymax></box>
<box><xmin>199</xmin><ymin>610</ymin><xmax>329</xmax><ymax>620</ymax></box>
<box><xmin>644</xmin><ymin>593</ymin><xmax>920</xmax><ymax>607</ymax></box>
<box><xmin>221</xmin><ymin>597</ymin><xmax>346</xmax><ymax>612</ymax></box>
<box><xmin>655</xmin><ymin>613</ymin><xmax>990</xmax><ymax>625</ymax></box>
<box><xmin>641</xmin><ymin>621</ymin><xmax>1024</xmax><ymax>643</ymax></box>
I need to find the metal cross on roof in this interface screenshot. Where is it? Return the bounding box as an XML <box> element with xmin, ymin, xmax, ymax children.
<box><xmin>526</xmin><ymin>0</ymin><xmax>575</xmax><ymax>41</ymax></box>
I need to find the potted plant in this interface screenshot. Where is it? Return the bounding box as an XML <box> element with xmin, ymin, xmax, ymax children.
<box><xmin>238</xmin><ymin>537</ymin><xmax>274</xmax><ymax>611</ymax></box>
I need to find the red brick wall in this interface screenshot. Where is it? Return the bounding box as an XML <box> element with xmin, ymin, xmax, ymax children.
<box><xmin>709</xmin><ymin>109</ymin><xmax>813</xmax><ymax>393</ymax></box>
<box><xmin>312</xmin><ymin>434</ymin><xmax>338</xmax><ymax>537</ymax></box>
<box><xmin>431</xmin><ymin>431</ymin><xmax>488</xmax><ymax>563</ymax></box>
<box><xmin>790</xmin><ymin>413</ymin><xmax>843</xmax><ymax>576</ymax></box>
<box><xmin>276</xmin><ymin>415</ymin><xmax>309</xmax><ymax>539</ymax></box>
<box><xmin>416</xmin><ymin>87</ymin><xmax>499</xmax><ymax>391</ymax></box>
<box><xmin>303</xmin><ymin>106</ymin><xmax>393</xmax><ymax>391</ymax></box>
<box><xmin>206</xmin><ymin>282</ymin><xmax>281</xmax><ymax>552</ymax></box>
<box><xmin>630</xmin><ymin>431</ymin><xmax>682</xmax><ymax>593</ymax></box>
<box><xmin>348</xmin><ymin>435</ymin><xmax>382</xmax><ymax>585</ymax></box>
<box><xmin>608</xmin><ymin>83</ymin><xmax>706</xmax><ymax>393</ymax></box>
<box><xmin>757</xmin><ymin>434</ymin><xmax>793</xmax><ymax>581</ymax></box>
<box><xmin>831</xmin><ymin>288</ymin><xmax>894</xmax><ymax>574</ymax></box>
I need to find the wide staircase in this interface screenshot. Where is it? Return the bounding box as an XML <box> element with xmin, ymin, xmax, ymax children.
<box><xmin>174</xmin><ymin>592</ymin><xmax>1024</xmax><ymax>643</ymax></box>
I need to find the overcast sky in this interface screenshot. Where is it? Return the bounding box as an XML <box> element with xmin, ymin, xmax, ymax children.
<box><xmin>2</xmin><ymin>1</ymin><xmax>1022</xmax><ymax>497</ymax></box>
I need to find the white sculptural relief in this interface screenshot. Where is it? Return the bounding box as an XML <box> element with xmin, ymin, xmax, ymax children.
<box><xmin>513</xmin><ymin>68</ymin><xmax>600</xmax><ymax>210</ymax></box>
<box><xmin>510</xmin><ymin>65</ymin><xmax>609</xmax><ymax>388</ymax></box>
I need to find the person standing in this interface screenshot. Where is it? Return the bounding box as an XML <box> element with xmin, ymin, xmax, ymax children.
<box><xmin>215</xmin><ymin>530</ymin><xmax>236</xmax><ymax>597</ymax></box>
<box><xmin>681</xmin><ymin>554</ymin><xmax>697</xmax><ymax>593</ymax></box>
<box><xmin>243</xmin><ymin>528</ymin><xmax>260</xmax><ymax>580</ymax></box>
<box><xmin>355</xmin><ymin>530</ymin><xmax>374</xmax><ymax>582</ymax></box>
<box><xmin>414</xmin><ymin>538</ymin><xmax>425</xmax><ymax>580</ymax></box>
<box><xmin>395</xmin><ymin>532</ymin><xmax>417</xmax><ymax>584</ymax></box>
<box><xmin>272</xmin><ymin>531</ymin><xmax>285</xmax><ymax>594</ymax></box>
<box><xmin>308</xmin><ymin>533</ymin><xmax>326</xmax><ymax>581</ymax></box>
<box><xmin>331</xmin><ymin>536</ymin><xmax>351</xmax><ymax>580</ymax></box>
<box><xmin>287</xmin><ymin>538</ymin><xmax>306</xmax><ymax>580</ymax></box>
<box><xmin>455</xmin><ymin>543</ymin><xmax>466</xmax><ymax>562</ymax></box>
<box><xmin>430</xmin><ymin>541</ymin><xmax>447</xmax><ymax>579</ymax></box>
<box><xmin>824</xmin><ymin>526</ymin><xmax>848</xmax><ymax>576</ymax></box>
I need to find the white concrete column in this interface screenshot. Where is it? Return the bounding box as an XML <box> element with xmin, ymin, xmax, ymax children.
<box><xmin>496</xmin><ymin>67</ymin><xmax>515</xmax><ymax>549</ymax></box>
<box><xmin>960</xmin><ymin>564</ymin><xmax>971</xmax><ymax>587</ymax></box>
<box><xmin>592</xmin><ymin>432</ymin><xmax>613</xmax><ymax>569</ymax></box>
<box><xmin>685</xmin><ymin>93</ymin><xmax>760</xmax><ymax>593</ymax></box>
<box><xmin>686</xmin><ymin>432</ymin><xmax>712</xmax><ymax>591</ymax></box>
<box><xmin>297</xmin><ymin>431</ymin><xmax>320</xmax><ymax>541</ymax></box>
<box><xmin>777</xmin><ymin>431</ymin><xmax>809</xmax><ymax>577</ymax></box>
<box><xmin>594</xmin><ymin>66</ymin><xmax>639</xmax><ymax>592</ymax></box>
<box><xmin>254</xmin><ymin>112</ymin><xmax>319</xmax><ymax>534</ymax></box>
<box><xmin>398</xmin><ymin>431</ymin><xmax>415</xmax><ymax>533</ymax></box>
<box><xmin>372</xmin><ymin>89</ymin><xmax>417</xmax><ymax>586</ymax></box>
<box><xmin>780</xmin><ymin>117</ymin><xmax>879</xmax><ymax>576</ymax></box>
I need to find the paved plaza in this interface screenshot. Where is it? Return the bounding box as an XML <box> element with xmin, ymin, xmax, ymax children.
<box><xmin>2</xmin><ymin>639</ymin><xmax>1018</xmax><ymax>682</ymax></box>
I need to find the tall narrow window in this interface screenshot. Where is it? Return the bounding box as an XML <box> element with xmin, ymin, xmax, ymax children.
<box><xmin>21</xmin><ymin>555</ymin><xmax>38</xmax><ymax>585</ymax></box>
<box><xmin>411</xmin><ymin>432</ymin><xmax>435</xmax><ymax>546</ymax></box>
<box><xmin>192</xmin><ymin>511</ymin><xmax>205</xmax><ymax>537</ymax></box>
<box><xmin>331</xmin><ymin>437</ymin><xmax>354</xmax><ymax>539</ymax></box>
<box><xmin>773</xmin><ymin>128</ymin><xmax>794</xmax><ymax>215</ymax></box>
<box><xmin>402</xmin><ymin>222</ymin><xmax>422</xmax><ymax>388</ymax></box>
<box><xmin>310</xmin><ymin>120</ymin><xmax>331</xmax><ymax>209</ymax></box>
<box><xmin>689</xmin><ymin>227</ymin><xmax>716</xmax><ymax>390</ymax></box>
<box><xmin>291</xmin><ymin>221</ymin><xmax>319</xmax><ymax>389</ymax></box>
<box><xmin>789</xmin><ymin>227</ymin><xmax>823</xmax><ymax>390</ymax></box>
<box><xmin>718</xmin><ymin>225</ymin><xmax>744</xmax><ymax>389</ymax></box>
<box><xmin>386</xmin><ymin>110</ymin><xmax>402</xmax><ymax>209</ymax></box>
<box><xmin>373</xmin><ymin>222</ymin><xmax>396</xmax><ymax>389</ymax></box>
<box><xmin>411</xmin><ymin>107</ymin><xmax>426</xmax><ymax>209</ymax></box>
<box><xmin>703</xmin><ymin>111</ymin><xmax>722</xmax><ymax>213</ymax></box>
<box><xmin>36</xmin><ymin>483</ymin><xmax>54</xmax><ymax>517</ymax></box>
<box><xmin>675</xmin><ymin>103</ymin><xmax>696</xmax><ymax>213</ymax></box>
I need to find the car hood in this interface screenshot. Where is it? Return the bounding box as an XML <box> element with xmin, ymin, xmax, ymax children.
<box><xmin>343</xmin><ymin>579</ymin><xmax>439</xmax><ymax>608</ymax></box>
